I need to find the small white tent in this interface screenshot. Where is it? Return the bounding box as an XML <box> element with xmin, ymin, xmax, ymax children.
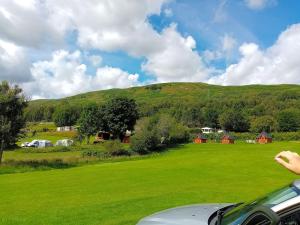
<box><xmin>37</xmin><ymin>140</ymin><xmax>53</xmax><ymax>148</ymax></box>
<box><xmin>55</xmin><ymin>139</ymin><xmax>74</xmax><ymax>147</ymax></box>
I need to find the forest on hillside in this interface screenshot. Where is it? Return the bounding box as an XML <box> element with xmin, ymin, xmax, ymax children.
<box><xmin>24</xmin><ymin>83</ymin><xmax>300</xmax><ymax>133</ymax></box>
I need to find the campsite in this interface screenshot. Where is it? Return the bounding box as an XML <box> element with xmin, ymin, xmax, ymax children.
<box><xmin>1</xmin><ymin>1</ymin><xmax>300</xmax><ymax>225</ymax></box>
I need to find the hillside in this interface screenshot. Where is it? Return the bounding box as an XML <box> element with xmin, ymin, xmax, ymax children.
<box><xmin>29</xmin><ymin>82</ymin><xmax>300</xmax><ymax>106</ymax></box>
<box><xmin>26</xmin><ymin>82</ymin><xmax>300</xmax><ymax>124</ymax></box>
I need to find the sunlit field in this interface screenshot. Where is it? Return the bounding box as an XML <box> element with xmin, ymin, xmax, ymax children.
<box><xmin>0</xmin><ymin>142</ymin><xmax>299</xmax><ymax>225</ymax></box>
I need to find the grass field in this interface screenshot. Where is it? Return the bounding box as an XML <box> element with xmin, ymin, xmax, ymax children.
<box><xmin>0</xmin><ymin>142</ymin><xmax>299</xmax><ymax>225</ymax></box>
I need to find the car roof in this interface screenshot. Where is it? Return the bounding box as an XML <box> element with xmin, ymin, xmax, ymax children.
<box><xmin>271</xmin><ymin>180</ymin><xmax>300</xmax><ymax>213</ymax></box>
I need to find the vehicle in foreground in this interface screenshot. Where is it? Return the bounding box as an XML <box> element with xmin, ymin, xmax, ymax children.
<box><xmin>137</xmin><ymin>180</ymin><xmax>300</xmax><ymax>225</ymax></box>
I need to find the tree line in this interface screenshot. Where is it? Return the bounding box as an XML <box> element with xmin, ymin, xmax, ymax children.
<box><xmin>25</xmin><ymin>91</ymin><xmax>300</xmax><ymax>133</ymax></box>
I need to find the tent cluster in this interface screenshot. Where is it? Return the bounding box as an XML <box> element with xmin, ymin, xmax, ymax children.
<box><xmin>21</xmin><ymin>139</ymin><xmax>74</xmax><ymax>148</ymax></box>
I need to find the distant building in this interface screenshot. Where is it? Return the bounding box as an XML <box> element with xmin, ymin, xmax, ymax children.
<box><xmin>56</xmin><ymin>126</ymin><xmax>75</xmax><ymax>132</ymax></box>
<box><xmin>221</xmin><ymin>135</ymin><xmax>234</xmax><ymax>144</ymax></box>
<box><xmin>256</xmin><ymin>131</ymin><xmax>272</xmax><ymax>144</ymax></box>
<box><xmin>194</xmin><ymin>134</ymin><xmax>207</xmax><ymax>144</ymax></box>
<box><xmin>201</xmin><ymin>127</ymin><xmax>213</xmax><ymax>134</ymax></box>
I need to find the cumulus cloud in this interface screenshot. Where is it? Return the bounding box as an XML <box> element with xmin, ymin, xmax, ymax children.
<box><xmin>23</xmin><ymin>50</ymin><xmax>139</xmax><ymax>99</ymax></box>
<box><xmin>245</xmin><ymin>0</ymin><xmax>277</xmax><ymax>10</ymax></box>
<box><xmin>0</xmin><ymin>39</ymin><xmax>31</xmax><ymax>82</ymax></box>
<box><xmin>0</xmin><ymin>0</ymin><xmax>64</xmax><ymax>48</ymax></box>
<box><xmin>43</xmin><ymin>0</ymin><xmax>209</xmax><ymax>84</ymax></box>
<box><xmin>209</xmin><ymin>24</ymin><xmax>300</xmax><ymax>85</ymax></box>
<box><xmin>142</xmin><ymin>24</ymin><xmax>209</xmax><ymax>82</ymax></box>
<box><xmin>43</xmin><ymin>0</ymin><xmax>167</xmax><ymax>57</ymax></box>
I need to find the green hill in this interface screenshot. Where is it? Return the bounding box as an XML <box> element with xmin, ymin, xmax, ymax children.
<box><xmin>26</xmin><ymin>82</ymin><xmax>300</xmax><ymax>124</ymax></box>
<box><xmin>29</xmin><ymin>82</ymin><xmax>300</xmax><ymax>106</ymax></box>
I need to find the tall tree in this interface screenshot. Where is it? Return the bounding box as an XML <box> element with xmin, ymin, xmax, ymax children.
<box><xmin>104</xmin><ymin>97</ymin><xmax>138</xmax><ymax>140</ymax></box>
<box><xmin>78</xmin><ymin>104</ymin><xmax>106</xmax><ymax>144</ymax></box>
<box><xmin>203</xmin><ymin>108</ymin><xmax>220</xmax><ymax>128</ymax></box>
<box><xmin>250</xmin><ymin>115</ymin><xmax>278</xmax><ymax>133</ymax></box>
<box><xmin>277</xmin><ymin>109</ymin><xmax>300</xmax><ymax>132</ymax></box>
<box><xmin>53</xmin><ymin>105</ymin><xmax>79</xmax><ymax>127</ymax></box>
<box><xmin>219</xmin><ymin>109</ymin><xmax>250</xmax><ymax>132</ymax></box>
<box><xmin>0</xmin><ymin>81</ymin><xmax>27</xmax><ymax>164</ymax></box>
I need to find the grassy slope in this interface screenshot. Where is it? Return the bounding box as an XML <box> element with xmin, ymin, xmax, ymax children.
<box><xmin>29</xmin><ymin>82</ymin><xmax>300</xmax><ymax>107</ymax></box>
<box><xmin>0</xmin><ymin>142</ymin><xmax>299</xmax><ymax>225</ymax></box>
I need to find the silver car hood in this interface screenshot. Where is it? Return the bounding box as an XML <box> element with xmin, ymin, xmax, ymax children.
<box><xmin>136</xmin><ymin>203</ymin><xmax>233</xmax><ymax>225</ymax></box>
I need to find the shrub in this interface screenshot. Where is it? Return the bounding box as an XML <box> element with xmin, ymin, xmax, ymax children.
<box><xmin>131</xmin><ymin>129</ymin><xmax>160</xmax><ymax>154</ymax></box>
<box><xmin>103</xmin><ymin>140</ymin><xmax>130</xmax><ymax>156</ymax></box>
<box><xmin>131</xmin><ymin>114</ymin><xmax>189</xmax><ymax>154</ymax></box>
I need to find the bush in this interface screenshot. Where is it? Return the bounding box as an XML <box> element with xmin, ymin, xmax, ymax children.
<box><xmin>131</xmin><ymin>114</ymin><xmax>189</xmax><ymax>154</ymax></box>
<box><xmin>103</xmin><ymin>140</ymin><xmax>130</xmax><ymax>156</ymax></box>
<box><xmin>131</xmin><ymin>129</ymin><xmax>160</xmax><ymax>154</ymax></box>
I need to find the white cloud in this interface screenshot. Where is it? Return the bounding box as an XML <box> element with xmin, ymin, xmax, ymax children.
<box><xmin>0</xmin><ymin>39</ymin><xmax>31</xmax><ymax>82</ymax></box>
<box><xmin>245</xmin><ymin>0</ymin><xmax>276</xmax><ymax>10</ymax></box>
<box><xmin>0</xmin><ymin>0</ymin><xmax>64</xmax><ymax>48</ymax></box>
<box><xmin>23</xmin><ymin>50</ymin><xmax>139</xmax><ymax>99</ymax></box>
<box><xmin>209</xmin><ymin>24</ymin><xmax>300</xmax><ymax>85</ymax></box>
<box><xmin>43</xmin><ymin>0</ymin><xmax>209</xmax><ymax>84</ymax></box>
<box><xmin>142</xmin><ymin>24</ymin><xmax>209</xmax><ymax>82</ymax></box>
<box><xmin>44</xmin><ymin>0</ymin><xmax>167</xmax><ymax>57</ymax></box>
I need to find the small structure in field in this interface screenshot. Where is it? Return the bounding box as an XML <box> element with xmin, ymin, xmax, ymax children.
<box><xmin>201</xmin><ymin>127</ymin><xmax>213</xmax><ymax>134</ymax></box>
<box><xmin>24</xmin><ymin>140</ymin><xmax>53</xmax><ymax>148</ymax></box>
<box><xmin>122</xmin><ymin>130</ymin><xmax>132</xmax><ymax>143</ymax></box>
<box><xmin>55</xmin><ymin>139</ymin><xmax>74</xmax><ymax>147</ymax></box>
<box><xmin>256</xmin><ymin>131</ymin><xmax>272</xmax><ymax>144</ymax></box>
<box><xmin>94</xmin><ymin>131</ymin><xmax>110</xmax><ymax>143</ymax></box>
<box><xmin>246</xmin><ymin>139</ymin><xmax>256</xmax><ymax>144</ymax></box>
<box><xmin>221</xmin><ymin>134</ymin><xmax>234</xmax><ymax>144</ymax></box>
<box><xmin>194</xmin><ymin>134</ymin><xmax>207</xmax><ymax>144</ymax></box>
<box><xmin>56</xmin><ymin>126</ymin><xmax>75</xmax><ymax>132</ymax></box>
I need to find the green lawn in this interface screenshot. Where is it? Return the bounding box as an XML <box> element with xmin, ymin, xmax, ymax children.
<box><xmin>0</xmin><ymin>142</ymin><xmax>299</xmax><ymax>225</ymax></box>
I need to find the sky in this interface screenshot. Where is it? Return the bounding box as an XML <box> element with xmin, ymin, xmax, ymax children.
<box><xmin>0</xmin><ymin>0</ymin><xmax>300</xmax><ymax>99</ymax></box>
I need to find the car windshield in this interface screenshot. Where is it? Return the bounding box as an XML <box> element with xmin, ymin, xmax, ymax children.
<box><xmin>221</xmin><ymin>185</ymin><xmax>300</xmax><ymax>225</ymax></box>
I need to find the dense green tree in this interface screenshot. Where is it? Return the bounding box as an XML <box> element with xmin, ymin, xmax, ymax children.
<box><xmin>130</xmin><ymin>117</ymin><xmax>160</xmax><ymax>154</ymax></box>
<box><xmin>53</xmin><ymin>105</ymin><xmax>79</xmax><ymax>127</ymax></box>
<box><xmin>104</xmin><ymin>97</ymin><xmax>138</xmax><ymax>140</ymax></box>
<box><xmin>131</xmin><ymin>114</ymin><xmax>189</xmax><ymax>154</ymax></box>
<box><xmin>250</xmin><ymin>116</ymin><xmax>278</xmax><ymax>133</ymax></box>
<box><xmin>277</xmin><ymin>109</ymin><xmax>300</xmax><ymax>132</ymax></box>
<box><xmin>219</xmin><ymin>110</ymin><xmax>250</xmax><ymax>132</ymax></box>
<box><xmin>78</xmin><ymin>104</ymin><xmax>106</xmax><ymax>144</ymax></box>
<box><xmin>0</xmin><ymin>81</ymin><xmax>27</xmax><ymax>164</ymax></box>
<box><xmin>203</xmin><ymin>108</ymin><xmax>219</xmax><ymax>128</ymax></box>
<box><xmin>180</xmin><ymin>107</ymin><xmax>204</xmax><ymax>127</ymax></box>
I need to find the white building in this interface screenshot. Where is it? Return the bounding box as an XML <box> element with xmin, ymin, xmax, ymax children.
<box><xmin>201</xmin><ymin>127</ymin><xmax>214</xmax><ymax>134</ymax></box>
<box><xmin>56</xmin><ymin>126</ymin><xmax>75</xmax><ymax>132</ymax></box>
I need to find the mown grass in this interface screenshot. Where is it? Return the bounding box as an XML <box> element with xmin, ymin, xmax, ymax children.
<box><xmin>0</xmin><ymin>142</ymin><xmax>299</xmax><ymax>225</ymax></box>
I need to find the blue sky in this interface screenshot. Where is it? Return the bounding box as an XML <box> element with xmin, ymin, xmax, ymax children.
<box><xmin>0</xmin><ymin>0</ymin><xmax>300</xmax><ymax>99</ymax></box>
